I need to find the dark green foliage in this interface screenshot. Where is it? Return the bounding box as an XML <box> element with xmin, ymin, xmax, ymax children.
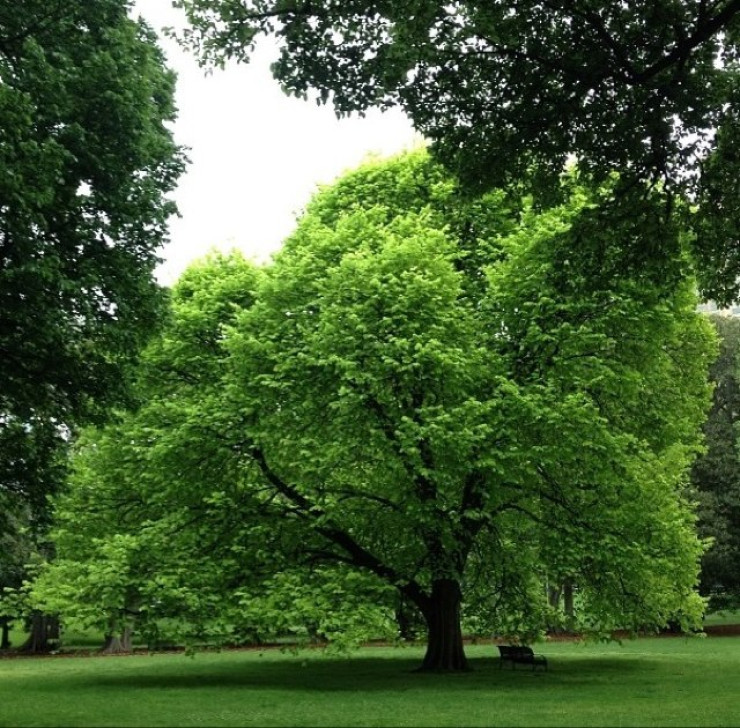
<box><xmin>692</xmin><ymin>314</ymin><xmax>740</xmax><ymax>609</ymax></box>
<box><xmin>175</xmin><ymin>0</ymin><xmax>740</xmax><ymax>302</ymax></box>
<box><xmin>0</xmin><ymin>0</ymin><xmax>185</xmax><ymax>628</ymax></box>
<box><xmin>0</xmin><ymin>0</ymin><xmax>184</xmax><ymax>428</ymax></box>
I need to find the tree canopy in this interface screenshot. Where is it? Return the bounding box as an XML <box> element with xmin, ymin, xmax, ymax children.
<box><xmin>692</xmin><ymin>314</ymin><xmax>740</xmax><ymax>609</ymax></box>
<box><xmin>1</xmin><ymin>0</ymin><xmax>184</xmax><ymax>428</ymax></box>
<box><xmin>32</xmin><ymin>152</ymin><xmax>716</xmax><ymax>670</ymax></box>
<box><xmin>175</xmin><ymin>0</ymin><xmax>740</xmax><ymax>302</ymax></box>
<box><xmin>0</xmin><ymin>0</ymin><xmax>185</xmax><ymax>642</ymax></box>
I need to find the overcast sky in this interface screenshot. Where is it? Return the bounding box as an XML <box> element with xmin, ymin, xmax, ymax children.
<box><xmin>133</xmin><ymin>1</ymin><xmax>418</xmax><ymax>285</ymax></box>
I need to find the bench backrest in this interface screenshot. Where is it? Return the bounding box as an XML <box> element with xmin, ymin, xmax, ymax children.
<box><xmin>498</xmin><ymin>645</ymin><xmax>534</xmax><ymax>659</ymax></box>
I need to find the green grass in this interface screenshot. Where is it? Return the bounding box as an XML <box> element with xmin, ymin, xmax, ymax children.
<box><xmin>1</xmin><ymin>636</ymin><xmax>739</xmax><ymax>727</ymax></box>
<box><xmin>703</xmin><ymin>609</ymin><xmax>740</xmax><ymax>626</ymax></box>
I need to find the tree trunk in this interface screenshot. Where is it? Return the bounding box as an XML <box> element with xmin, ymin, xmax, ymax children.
<box><xmin>418</xmin><ymin>579</ymin><xmax>468</xmax><ymax>671</ymax></box>
<box><xmin>101</xmin><ymin>626</ymin><xmax>133</xmax><ymax>654</ymax></box>
<box><xmin>547</xmin><ymin>583</ymin><xmax>562</xmax><ymax>609</ymax></box>
<box><xmin>563</xmin><ymin>578</ymin><xmax>575</xmax><ymax>630</ymax></box>
<box><xmin>396</xmin><ymin>596</ymin><xmax>423</xmax><ymax>641</ymax></box>
<box><xmin>0</xmin><ymin>618</ymin><xmax>10</xmax><ymax>649</ymax></box>
<box><xmin>20</xmin><ymin>612</ymin><xmax>59</xmax><ymax>653</ymax></box>
<box><xmin>121</xmin><ymin>626</ymin><xmax>132</xmax><ymax>651</ymax></box>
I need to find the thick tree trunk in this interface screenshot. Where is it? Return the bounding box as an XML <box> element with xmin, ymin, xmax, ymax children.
<box><xmin>20</xmin><ymin>613</ymin><xmax>59</xmax><ymax>653</ymax></box>
<box><xmin>418</xmin><ymin>579</ymin><xmax>468</xmax><ymax>671</ymax></box>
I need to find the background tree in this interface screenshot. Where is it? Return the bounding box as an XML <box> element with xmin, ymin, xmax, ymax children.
<box><xmin>0</xmin><ymin>496</ymin><xmax>33</xmax><ymax>649</ymax></box>
<box><xmin>0</xmin><ymin>417</ymin><xmax>67</xmax><ymax>650</ymax></box>
<box><xmin>0</xmin><ymin>0</ymin><xmax>185</xmax><ymax>648</ymax></box>
<box><xmin>33</xmin><ymin>153</ymin><xmax>715</xmax><ymax>671</ymax></box>
<box><xmin>692</xmin><ymin>314</ymin><xmax>740</xmax><ymax>610</ymax></box>
<box><xmin>175</xmin><ymin>0</ymin><xmax>740</xmax><ymax>302</ymax></box>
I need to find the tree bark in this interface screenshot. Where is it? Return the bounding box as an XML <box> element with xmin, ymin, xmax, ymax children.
<box><xmin>547</xmin><ymin>583</ymin><xmax>562</xmax><ymax>609</ymax></box>
<box><xmin>101</xmin><ymin>626</ymin><xmax>133</xmax><ymax>654</ymax></box>
<box><xmin>418</xmin><ymin>579</ymin><xmax>468</xmax><ymax>671</ymax></box>
<box><xmin>20</xmin><ymin>612</ymin><xmax>59</xmax><ymax>653</ymax></box>
<box><xmin>0</xmin><ymin>618</ymin><xmax>10</xmax><ymax>649</ymax></box>
<box><xmin>563</xmin><ymin>578</ymin><xmax>575</xmax><ymax>630</ymax></box>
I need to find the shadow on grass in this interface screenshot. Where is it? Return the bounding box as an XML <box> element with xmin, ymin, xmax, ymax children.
<box><xmin>79</xmin><ymin>653</ymin><xmax>646</xmax><ymax>693</ymax></box>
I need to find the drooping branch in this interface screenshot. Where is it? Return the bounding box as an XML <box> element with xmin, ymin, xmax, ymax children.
<box><xmin>329</xmin><ymin>488</ymin><xmax>404</xmax><ymax>514</ymax></box>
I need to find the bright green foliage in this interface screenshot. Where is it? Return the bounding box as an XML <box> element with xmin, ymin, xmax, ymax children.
<box><xmin>692</xmin><ymin>314</ymin><xmax>740</xmax><ymax>609</ymax></box>
<box><xmin>176</xmin><ymin>0</ymin><xmax>740</xmax><ymax>302</ymax></box>
<box><xmin>34</xmin><ymin>154</ymin><xmax>715</xmax><ymax>663</ymax></box>
<box><xmin>30</xmin><ymin>253</ymin><xmax>268</xmax><ymax>646</ymax></box>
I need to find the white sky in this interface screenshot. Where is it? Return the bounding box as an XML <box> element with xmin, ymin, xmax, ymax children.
<box><xmin>133</xmin><ymin>1</ymin><xmax>419</xmax><ymax>285</ymax></box>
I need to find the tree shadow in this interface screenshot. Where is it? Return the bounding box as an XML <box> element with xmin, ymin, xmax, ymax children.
<box><xmin>81</xmin><ymin>652</ymin><xmax>647</xmax><ymax>693</ymax></box>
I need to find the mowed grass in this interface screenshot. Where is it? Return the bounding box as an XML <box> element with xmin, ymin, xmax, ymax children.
<box><xmin>1</xmin><ymin>637</ymin><xmax>739</xmax><ymax>727</ymax></box>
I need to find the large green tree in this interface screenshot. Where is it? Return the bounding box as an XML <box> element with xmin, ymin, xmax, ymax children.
<box><xmin>33</xmin><ymin>153</ymin><xmax>715</xmax><ymax>670</ymax></box>
<box><xmin>0</xmin><ymin>0</ymin><xmax>185</xmax><ymax>646</ymax></box>
<box><xmin>1</xmin><ymin>0</ymin><xmax>184</xmax><ymax>426</ymax></box>
<box><xmin>175</xmin><ymin>0</ymin><xmax>740</xmax><ymax>303</ymax></box>
<box><xmin>692</xmin><ymin>314</ymin><xmax>740</xmax><ymax>609</ymax></box>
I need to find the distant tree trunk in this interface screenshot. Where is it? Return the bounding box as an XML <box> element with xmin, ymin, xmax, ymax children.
<box><xmin>418</xmin><ymin>579</ymin><xmax>468</xmax><ymax>671</ymax></box>
<box><xmin>101</xmin><ymin>626</ymin><xmax>133</xmax><ymax>654</ymax></box>
<box><xmin>546</xmin><ymin>579</ymin><xmax>564</xmax><ymax>633</ymax></box>
<box><xmin>20</xmin><ymin>612</ymin><xmax>59</xmax><ymax>653</ymax></box>
<box><xmin>547</xmin><ymin>583</ymin><xmax>562</xmax><ymax>609</ymax></box>
<box><xmin>563</xmin><ymin>578</ymin><xmax>575</xmax><ymax>629</ymax></box>
<box><xmin>395</xmin><ymin>596</ymin><xmax>422</xmax><ymax>641</ymax></box>
<box><xmin>0</xmin><ymin>618</ymin><xmax>11</xmax><ymax>649</ymax></box>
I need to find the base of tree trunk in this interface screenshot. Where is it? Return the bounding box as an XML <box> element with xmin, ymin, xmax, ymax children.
<box><xmin>417</xmin><ymin>579</ymin><xmax>469</xmax><ymax>671</ymax></box>
<box><xmin>100</xmin><ymin>627</ymin><xmax>133</xmax><ymax>654</ymax></box>
<box><xmin>20</xmin><ymin>613</ymin><xmax>59</xmax><ymax>653</ymax></box>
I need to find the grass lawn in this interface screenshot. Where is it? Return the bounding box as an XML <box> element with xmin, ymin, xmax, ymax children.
<box><xmin>1</xmin><ymin>636</ymin><xmax>739</xmax><ymax>727</ymax></box>
<box><xmin>704</xmin><ymin>609</ymin><xmax>740</xmax><ymax>627</ymax></box>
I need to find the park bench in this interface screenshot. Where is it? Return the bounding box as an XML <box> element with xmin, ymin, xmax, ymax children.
<box><xmin>497</xmin><ymin>645</ymin><xmax>548</xmax><ymax>671</ymax></box>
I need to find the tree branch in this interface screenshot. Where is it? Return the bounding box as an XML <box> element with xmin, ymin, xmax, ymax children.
<box><xmin>632</xmin><ymin>0</ymin><xmax>740</xmax><ymax>84</ymax></box>
<box><xmin>249</xmin><ymin>445</ymin><xmax>431</xmax><ymax>612</ymax></box>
